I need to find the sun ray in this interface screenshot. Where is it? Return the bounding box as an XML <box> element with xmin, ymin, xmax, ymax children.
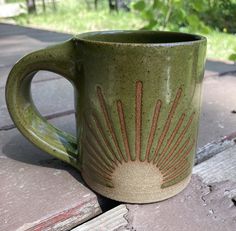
<box><xmin>156</xmin><ymin>113</ymin><xmax>185</xmax><ymax>163</ymax></box>
<box><xmin>162</xmin><ymin>160</ymin><xmax>188</xmax><ymax>178</ymax></box>
<box><xmin>159</xmin><ymin>136</ymin><xmax>191</xmax><ymax>171</ymax></box>
<box><xmin>84</xmin><ymin>116</ymin><xmax>118</xmax><ymax>166</ymax></box>
<box><xmin>84</xmin><ymin>162</ymin><xmax>113</xmax><ymax>188</ymax></box>
<box><xmin>135</xmin><ymin>81</ymin><xmax>143</xmax><ymax>161</ymax></box>
<box><xmin>86</xmin><ymin>133</ymin><xmax>115</xmax><ymax>168</ymax></box>
<box><xmin>161</xmin><ymin>139</ymin><xmax>195</xmax><ymax>174</ymax></box>
<box><xmin>84</xmin><ymin>137</ymin><xmax>115</xmax><ymax>172</ymax></box>
<box><xmin>97</xmin><ymin>86</ymin><xmax>126</xmax><ymax>162</ymax></box>
<box><xmin>161</xmin><ymin>168</ymin><xmax>191</xmax><ymax>188</ymax></box>
<box><xmin>146</xmin><ymin>100</ymin><xmax>162</xmax><ymax>162</ymax></box>
<box><xmin>151</xmin><ymin>88</ymin><xmax>182</xmax><ymax>162</ymax></box>
<box><xmin>92</xmin><ymin>112</ymin><xmax>122</xmax><ymax>164</ymax></box>
<box><xmin>117</xmin><ymin>100</ymin><xmax>131</xmax><ymax>161</ymax></box>
<box><xmin>154</xmin><ymin>111</ymin><xmax>195</xmax><ymax>164</ymax></box>
<box><xmin>162</xmin><ymin>162</ymin><xmax>190</xmax><ymax>183</ymax></box>
<box><xmin>84</xmin><ymin>146</ymin><xmax>114</xmax><ymax>178</ymax></box>
<box><xmin>83</xmin><ymin>140</ymin><xmax>114</xmax><ymax>175</ymax></box>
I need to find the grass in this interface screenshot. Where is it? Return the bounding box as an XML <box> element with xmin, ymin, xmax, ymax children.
<box><xmin>205</xmin><ymin>32</ymin><xmax>236</xmax><ymax>61</ymax></box>
<box><xmin>12</xmin><ymin>0</ymin><xmax>144</xmax><ymax>33</ymax></box>
<box><xmin>4</xmin><ymin>0</ymin><xmax>236</xmax><ymax>61</ymax></box>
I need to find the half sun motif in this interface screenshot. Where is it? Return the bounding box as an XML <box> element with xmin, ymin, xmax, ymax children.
<box><xmin>83</xmin><ymin>81</ymin><xmax>196</xmax><ymax>189</ymax></box>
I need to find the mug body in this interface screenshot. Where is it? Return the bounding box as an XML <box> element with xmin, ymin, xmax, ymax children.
<box><xmin>74</xmin><ymin>31</ymin><xmax>206</xmax><ymax>203</ymax></box>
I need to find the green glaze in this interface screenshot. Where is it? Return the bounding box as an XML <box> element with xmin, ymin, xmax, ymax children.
<box><xmin>6</xmin><ymin>31</ymin><xmax>206</xmax><ymax>203</ymax></box>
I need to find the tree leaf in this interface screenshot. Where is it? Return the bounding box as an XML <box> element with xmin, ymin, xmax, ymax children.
<box><xmin>192</xmin><ymin>1</ymin><xmax>206</xmax><ymax>12</ymax></box>
<box><xmin>141</xmin><ymin>19</ymin><xmax>158</xmax><ymax>30</ymax></box>
<box><xmin>133</xmin><ymin>0</ymin><xmax>146</xmax><ymax>11</ymax></box>
<box><xmin>153</xmin><ymin>0</ymin><xmax>160</xmax><ymax>8</ymax></box>
<box><xmin>229</xmin><ymin>54</ymin><xmax>236</xmax><ymax>61</ymax></box>
<box><xmin>143</xmin><ymin>9</ymin><xmax>154</xmax><ymax>21</ymax></box>
<box><xmin>200</xmin><ymin>24</ymin><xmax>211</xmax><ymax>34</ymax></box>
<box><xmin>187</xmin><ymin>14</ymin><xmax>200</xmax><ymax>28</ymax></box>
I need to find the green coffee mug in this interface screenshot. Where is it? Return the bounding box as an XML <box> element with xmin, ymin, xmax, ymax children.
<box><xmin>6</xmin><ymin>31</ymin><xmax>206</xmax><ymax>203</ymax></box>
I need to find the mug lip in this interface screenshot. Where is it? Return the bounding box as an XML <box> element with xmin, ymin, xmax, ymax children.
<box><xmin>74</xmin><ymin>30</ymin><xmax>207</xmax><ymax>47</ymax></box>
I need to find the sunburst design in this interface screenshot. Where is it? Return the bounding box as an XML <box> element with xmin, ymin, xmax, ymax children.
<box><xmin>83</xmin><ymin>81</ymin><xmax>196</xmax><ymax>189</ymax></box>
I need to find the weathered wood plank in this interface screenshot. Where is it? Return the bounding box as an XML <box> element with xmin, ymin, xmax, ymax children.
<box><xmin>195</xmin><ymin>132</ymin><xmax>236</xmax><ymax>165</ymax></box>
<box><xmin>74</xmin><ymin>205</ymin><xmax>129</xmax><ymax>231</ymax></box>
<box><xmin>0</xmin><ymin>115</ymin><xmax>102</xmax><ymax>231</ymax></box>
<box><xmin>73</xmin><ymin>175</ymin><xmax>236</xmax><ymax>231</ymax></box>
<box><xmin>193</xmin><ymin>145</ymin><xmax>236</xmax><ymax>183</ymax></box>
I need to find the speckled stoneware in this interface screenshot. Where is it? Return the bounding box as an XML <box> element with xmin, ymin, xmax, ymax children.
<box><xmin>6</xmin><ymin>31</ymin><xmax>207</xmax><ymax>203</ymax></box>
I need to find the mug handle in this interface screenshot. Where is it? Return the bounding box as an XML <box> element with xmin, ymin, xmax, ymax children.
<box><xmin>5</xmin><ymin>39</ymin><xmax>81</xmax><ymax>170</ymax></box>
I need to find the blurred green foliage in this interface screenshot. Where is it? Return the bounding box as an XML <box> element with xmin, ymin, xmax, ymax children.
<box><xmin>200</xmin><ymin>0</ymin><xmax>236</xmax><ymax>33</ymax></box>
<box><xmin>131</xmin><ymin>0</ymin><xmax>236</xmax><ymax>61</ymax></box>
<box><xmin>3</xmin><ymin>0</ymin><xmax>236</xmax><ymax>61</ymax></box>
<box><xmin>132</xmin><ymin>0</ymin><xmax>210</xmax><ymax>32</ymax></box>
<box><xmin>229</xmin><ymin>48</ymin><xmax>236</xmax><ymax>62</ymax></box>
<box><xmin>132</xmin><ymin>0</ymin><xmax>236</xmax><ymax>33</ymax></box>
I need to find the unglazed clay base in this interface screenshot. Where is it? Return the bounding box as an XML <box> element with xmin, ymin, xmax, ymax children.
<box><xmin>82</xmin><ymin>161</ymin><xmax>192</xmax><ymax>203</ymax></box>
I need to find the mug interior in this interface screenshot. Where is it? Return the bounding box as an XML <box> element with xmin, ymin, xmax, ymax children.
<box><xmin>76</xmin><ymin>30</ymin><xmax>206</xmax><ymax>45</ymax></box>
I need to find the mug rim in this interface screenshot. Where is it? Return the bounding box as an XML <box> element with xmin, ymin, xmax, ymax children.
<box><xmin>75</xmin><ymin>30</ymin><xmax>207</xmax><ymax>47</ymax></box>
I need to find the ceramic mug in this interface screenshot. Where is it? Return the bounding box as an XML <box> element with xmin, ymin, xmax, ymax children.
<box><xmin>6</xmin><ymin>31</ymin><xmax>206</xmax><ymax>203</ymax></box>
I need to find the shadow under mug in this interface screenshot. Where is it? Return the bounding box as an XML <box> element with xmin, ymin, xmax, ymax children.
<box><xmin>6</xmin><ymin>30</ymin><xmax>207</xmax><ymax>203</ymax></box>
